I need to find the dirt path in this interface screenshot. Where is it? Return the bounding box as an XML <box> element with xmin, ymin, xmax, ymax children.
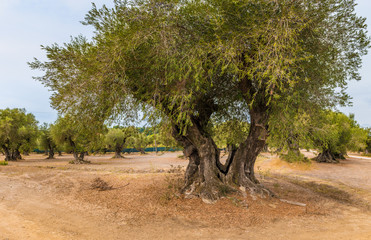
<box><xmin>0</xmin><ymin>153</ymin><xmax>371</xmax><ymax>239</ymax></box>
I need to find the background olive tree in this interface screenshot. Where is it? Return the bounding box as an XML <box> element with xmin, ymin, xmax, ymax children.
<box><xmin>104</xmin><ymin>127</ymin><xmax>135</xmax><ymax>158</ymax></box>
<box><xmin>0</xmin><ymin>108</ymin><xmax>38</xmax><ymax>161</ymax></box>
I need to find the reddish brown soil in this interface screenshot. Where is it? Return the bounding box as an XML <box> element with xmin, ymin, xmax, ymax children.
<box><xmin>0</xmin><ymin>152</ymin><xmax>370</xmax><ymax>239</ymax></box>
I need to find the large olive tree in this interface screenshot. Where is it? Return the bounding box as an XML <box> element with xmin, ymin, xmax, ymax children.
<box><xmin>31</xmin><ymin>0</ymin><xmax>369</xmax><ymax>201</ymax></box>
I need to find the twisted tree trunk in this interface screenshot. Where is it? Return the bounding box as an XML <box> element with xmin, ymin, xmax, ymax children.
<box><xmin>46</xmin><ymin>142</ymin><xmax>55</xmax><ymax>159</ymax></box>
<box><xmin>2</xmin><ymin>146</ymin><xmax>11</xmax><ymax>161</ymax></box>
<box><xmin>171</xmin><ymin>110</ymin><xmax>273</xmax><ymax>203</ymax></box>
<box><xmin>226</xmin><ymin>108</ymin><xmax>273</xmax><ymax>196</ymax></box>
<box><xmin>172</xmin><ymin>122</ymin><xmax>233</xmax><ymax>203</ymax></box>
<box><xmin>69</xmin><ymin>138</ymin><xmax>89</xmax><ymax>164</ymax></box>
<box><xmin>315</xmin><ymin>149</ymin><xmax>339</xmax><ymax>163</ymax></box>
<box><xmin>113</xmin><ymin>144</ymin><xmax>124</xmax><ymax>158</ymax></box>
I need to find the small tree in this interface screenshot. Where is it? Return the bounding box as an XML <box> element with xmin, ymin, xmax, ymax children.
<box><xmin>38</xmin><ymin>123</ymin><xmax>57</xmax><ymax>159</ymax></box>
<box><xmin>127</xmin><ymin>129</ymin><xmax>152</xmax><ymax>154</ymax></box>
<box><xmin>311</xmin><ymin>112</ymin><xmax>357</xmax><ymax>163</ymax></box>
<box><xmin>268</xmin><ymin>109</ymin><xmax>314</xmax><ymax>162</ymax></box>
<box><xmin>104</xmin><ymin>127</ymin><xmax>134</xmax><ymax>158</ymax></box>
<box><xmin>0</xmin><ymin>108</ymin><xmax>38</xmax><ymax>161</ymax></box>
<box><xmin>50</xmin><ymin>115</ymin><xmax>103</xmax><ymax>163</ymax></box>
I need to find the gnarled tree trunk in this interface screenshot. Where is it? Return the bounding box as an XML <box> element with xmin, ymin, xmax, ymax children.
<box><xmin>46</xmin><ymin>143</ymin><xmax>55</xmax><ymax>159</ymax></box>
<box><xmin>226</xmin><ymin>108</ymin><xmax>272</xmax><ymax>196</ymax></box>
<box><xmin>71</xmin><ymin>151</ymin><xmax>90</xmax><ymax>164</ymax></box>
<box><xmin>68</xmin><ymin>138</ymin><xmax>89</xmax><ymax>164</ymax></box>
<box><xmin>135</xmin><ymin>147</ymin><xmax>146</xmax><ymax>154</ymax></box>
<box><xmin>6</xmin><ymin>149</ymin><xmax>22</xmax><ymax>161</ymax></box>
<box><xmin>171</xmin><ymin>109</ymin><xmax>273</xmax><ymax>203</ymax></box>
<box><xmin>315</xmin><ymin>149</ymin><xmax>340</xmax><ymax>163</ymax></box>
<box><xmin>2</xmin><ymin>146</ymin><xmax>12</xmax><ymax>161</ymax></box>
<box><xmin>113</xmin><ymin>144</ymin><xmax>124</xmax><ymax>158</ymax></box>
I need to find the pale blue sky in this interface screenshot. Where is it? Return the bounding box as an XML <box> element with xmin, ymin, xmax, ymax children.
<box><xmin>0</xmin><ymin>0</ymin><xmax>370</xmax><ymax>127</ymax></box>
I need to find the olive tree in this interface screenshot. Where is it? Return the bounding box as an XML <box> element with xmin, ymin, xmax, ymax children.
<box><xmin>38</xmin><ymin>123</ymin><xmax>58</xmax><ymax>159</ymax></box>
<box><xmin>104</xmin><ymin>127</ymin><xmax>134</xmax><ymax>158</ymax></box>
<box><xmin>311</xmin><ymin>112</ymin><xmax>367</xmax><ymax>163</ymax></box>
<box><xmin>50</xmin><ymin>115</ymin><xmax>104</xmax><ymax>163</ymax></box>
<box><xmin>0</xmin><ymin>108</ymin><xmax>38</xmax><ymax>161</ymax></box>
<box><xmin>31</xmin><ymin>0</ymin><xmax>369</xmax><ymax>201</ymax></box>
<box><xmin>127</xmin><ymin>129</ymin><xmax>153</xmax><ymax>154</ymax></box>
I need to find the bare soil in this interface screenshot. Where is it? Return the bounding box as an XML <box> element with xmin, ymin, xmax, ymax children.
<box><xmin>0</xmin><ymin>152</ymin><xmax>371</xmax><ymax>240</ymax></box>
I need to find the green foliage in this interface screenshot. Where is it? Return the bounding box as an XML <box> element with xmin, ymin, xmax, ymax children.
<box><xmin>104</xmin><ymin>127</ymin><xmax>135</xmax><ymax>156</ymax></box>
<box><xmin>30</xmin><ymin>0</ymin><xmax>370</xmax><ymax>134</ymax></box>
<box><xmin>29</xmin><ymin>0</ymin><xmax>369</xmax><ymax>170</ymax></box>
<box><xmin>38</xmin><ymin>123</ymin><xmax>57</xmax><ymax>153</ymax></box>
<box><xmin>156</xmin><ymin>122</ymin><xmax>180</xmax><ymax>149</ymax></box>
<box><xmin>268</xmin><ymin>108</ymin><xmax>315</xmax><ymax>152</ymax></box>
<box><xmin>127</xmin><ymin>128</ymin><xmax>153</xmax><ymax>153</ymax></box>
<box><xmin>0</xmin><ymin>108</ymin><xmax>38</xmax><ymax>160</ymax></box>
<box><xmin>311</xmin><ymin>111</ymin><xmax>366</xmax><ymax>158</ymax></box>
<box><xmin>50</xmin><ymin>115</ymin><xmax>105</xmax><ymax>155</ymax></box>
<box><xmin>211</xmin><ymin>120</ymin><xmax>249</xmax><ymax>148</ymax></box>
<box><xmin>0</xmin><ymin>161</ymin><xmax>8</xmax><ymax>166</ymax></box>
<box><xmin>280</xmin><ymin>150</ymin><xmax>309</xmax><ymax>164</ymax></box>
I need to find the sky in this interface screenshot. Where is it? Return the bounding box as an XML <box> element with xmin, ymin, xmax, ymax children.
<box><xmin>0</xmin><ymin>0</ymin><xmax>370</xmax><ymax>127</ymax></box>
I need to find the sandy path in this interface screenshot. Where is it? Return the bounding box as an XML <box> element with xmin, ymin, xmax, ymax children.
<box><xmin>0</xmin><ymin>172</ymin><xmax>125</xmax><ymax>240</ymax></box>
<box><xmin>0</xmin><ymin>153</ymin><xmax>371</xmax><ymax>239</ymax></box>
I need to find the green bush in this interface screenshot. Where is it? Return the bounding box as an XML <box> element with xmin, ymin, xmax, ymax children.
<box><xmin>0</xmin><ymin>161</ymin><xmax>8</xmax><ymax>166</ymax></box>
<box><xmin>280</xmin><ymin>151</ymin><xmax>310</xmax><ymax>163</ymax></box>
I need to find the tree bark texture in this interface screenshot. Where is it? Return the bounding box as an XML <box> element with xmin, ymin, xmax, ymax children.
<box><xmin>171</xmin><ymin>108</ymin><xmax>273</xmax><ymax>203</ymax></box>
<box><xmin>68</xmin><ymin>138</ymin><xmax>89</xmax><ymax>164</ymax></box>
<box><xmin>113</xmin><ymin>144</ymin><xmax>124</xmax><ymax>158</ymax></box>
<box><xmin>46</xmin><ymin>142</ymin><xmax>55</xmax><ymax>159</ymax></box>
<box><xmin>315</xmin><ymin>149</ymin><xmax>340</xmax><ymax>163</ymax></box>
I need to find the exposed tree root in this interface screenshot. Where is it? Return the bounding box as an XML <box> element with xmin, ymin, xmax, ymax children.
<box><xmin>238</xmin><ymin>176</ymin><xmax>275</xmax><ymax>198</ymax></box>
<box><xmin>316</xmin><ymin>151</ymin><xmax>339</xmax><ymax>163</ymax></box>
<box><xmin>112</xmin><ymin>153</ymin><xmax>124</xmax><ymax>159</ymax></box>
<box><xmin>69</xmin><ymin>159</ymin><xmax>91</xmax><ymax>164</ymax></box>
<box><xmin>181</xmin><ymin>176</ymin><xmax>274</xmax><ymax>204</ymax></box>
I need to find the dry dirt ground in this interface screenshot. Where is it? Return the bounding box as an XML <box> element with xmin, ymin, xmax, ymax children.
<box><xmin>0</xmin><ymin>152</ymin><xmax>371</xmax><ymax>240</ymax></box>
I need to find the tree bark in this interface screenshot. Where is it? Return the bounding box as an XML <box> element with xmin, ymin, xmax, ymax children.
<box><xmin>169</xmin><ymin>103</ymin><xmax>274</xmax><ymax>202</ymax></box>
<box><xmin>226</xmin><ymin>108</ymin><xmax>273</xmax><ymax>196</ymax></box>
<box><xmin>71</xmin><ymin>151</ymin><xmax>90</xmax><ymax>164</ymax></box>
<box><xmin>2</xmin><ymin>146</ymin><xmax>12</xmax><ymax>161</ymax></box>
<box><xmin>315</xmin><ymin>149</ymin><xmax>339</xmax><ymax>163</ymax></box>
<box><xmin>172</xmin><ymin>119</ymin><xmax>236</xmax><ymax>203</ymax></box>
<box><xmin>46</xmin><ymin>143</ymin><xmax>55</xmax><ymax>159</ymax></box>
<box><xmin>9</xmin><ymin>149</ymin><xmax>22</xmax><ymax>161</ymax></box>
<box><xmin>113</xmin><ymin>144</ymin><xmax>124</xmax><ymax>158</ymax></box>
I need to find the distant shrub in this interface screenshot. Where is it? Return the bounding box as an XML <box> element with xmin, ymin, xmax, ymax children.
<box><xmin>0</xmin><ymin>161</ymin><xmax>8</xmax><ymax>166</ymax></box>
<box><xmin>280</xmin><ymin>151</ymin><xmax>310</xmax><ymax>163</ymax></box>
